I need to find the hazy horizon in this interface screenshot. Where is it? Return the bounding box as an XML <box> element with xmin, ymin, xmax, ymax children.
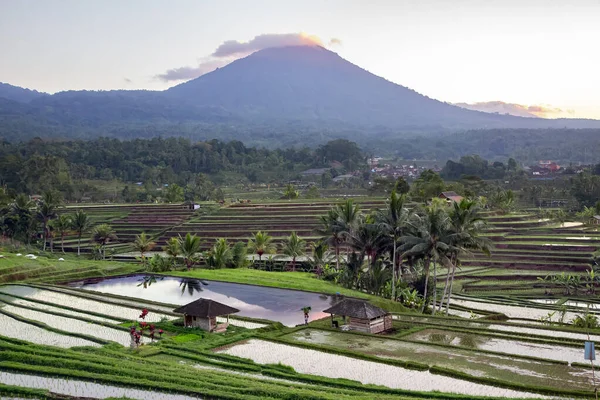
<box><xmin>1</xmin><ymin>0</ymin><xmax>598</xmax><ymax>119</ymax></box>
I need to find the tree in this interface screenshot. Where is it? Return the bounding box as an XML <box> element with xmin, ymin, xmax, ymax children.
<box><xmin>164</xmin><ymin>184</ymin><xmax>184</xmax><ymax>203</ymax></box>
<box><xmin>7</xmin><ymin>194</ymin><xmax>35</xmax><ymax>244</ymax></box>
<box><xmin>247</xmin><ymin>231</ymin><xmax>276</xmax><ymax>263</ymax></box>
<box><xmin>206</xmin><ymin>238</ymin><xmax>233</xmax><ymax>269</ymax></box>
<box><xmin>36</xmin><ymin>191</ymin><xmax>62</xmax><ymax>251</ymax></box>
<box><xmin>440</xmin><ymin>198</ymin><xmax>491</xmax><ymax>315</ymax></box>
<box><xmin>163</xmin><ymin>237</ymin><xmax>181</xmax><ymax>267</ymax></box>
<box><xmin>282</xmin><ymin>184</ymin><xmax>299</xmax><ymax>199</ymax></box>
<box><xmin>377</xmin><ymin>191</ymin><xmax>410</xmax><ymax>300</ymax></box>
<box><xmin>178</xmin><ymin>233</ymin><xmax>202</xmax><ymax>270</ymax></box>
<box><xmin>51</xmin><ymin>214</ymin><xmax>72</xmax><ymax>253</ymax></box>
<box><xmin>91</xmin><ymin>224</ymin><xmax>118</xmax><ymax>259</ymax></box>
<box><xmin>335</xmin><ymin>199</ymin><xmax>361</xmax><ymax>236</ymax></box>
<box><xmin>280</xmin><ymin>232</ymin><xmax>306</xmax><ymax>271</ymax></box>
<box><xmin>133</xmin><ymin>232</ymin><xmax>156</xmax><ymax>266</ymax></box>
<box><xmin>71</xmin><ymin>210</ymin><xmax>92</xmax><ymax>256</ymax></box>
<box><xmin>395</xmin><ymin>177</ymin><xmax>410</xmax><ymax>195</ymax></box>
<box><xmin>231</xmin><ymin>241</ymin><xmax>250</xmax><ymax>268</ymax></box>
<box><xmin>315</xmin><ymin>208</ymin><xmax>347</xmax><ymax>270</ymax></box>
<box><xmin>411</xmin><ymin>170</ymin><xmax>445</xmax><ymax>202</ymax></box>
<box><xmin>308</xmin><ymin>240</ymin><xmax>333</xmax><ymax>276</ymax></box>
<box><xmin>304</xmin><ymin>185</ymin><xmax>320</xmax><ymax>199</ymax></box>
<box><xmin>400</xmin><ymin>200</ymin><xmax>453</xmax><ymax>314</ymax></box>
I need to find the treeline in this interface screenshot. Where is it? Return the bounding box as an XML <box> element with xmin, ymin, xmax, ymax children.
<box><xmin>0</xmin><ymin>137</ymin><xmax>365</xmax><ymax>200</ymax></box>
<box><xmin>369</xmin><ymin>128</ymin><xmax>600</xmax><ymax>164</ymax></box>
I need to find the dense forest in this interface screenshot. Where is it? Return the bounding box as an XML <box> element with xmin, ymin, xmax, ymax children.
<box><xmin>0</xmin><ymin>137</ymin><xmax>365</xmax><ymax>200</ymax></box>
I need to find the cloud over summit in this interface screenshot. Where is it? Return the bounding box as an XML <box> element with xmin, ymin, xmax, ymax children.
<box><xmin>156</xmin><ymin>32</ymin><xmax>339</xmax><ymax>82</ymax></box>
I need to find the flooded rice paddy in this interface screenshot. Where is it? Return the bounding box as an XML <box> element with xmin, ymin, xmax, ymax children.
<box><xmin>218</xmin><ymin>338</ymin><xmax>556</xmax><ymax>397</ymax></box>
<box><xmin>72</xmin><ymin>275</ymin><xmax>340</xmax><ymax>326</ymax></box>
<box><xmin>404</xmin><ymin>328</ymin><xmax>582</xmax><ymax>364</ymax></box>
<box><xmin>283</xmin><ymin>329</ymin><xmax>593</xmax><ymax>392</ymax></box>
<box><xmin>0</xmin><ymin>371</ymin><xmax>201</xmax><ymax>400</ymax></box>
<box><xmin>0</xmin><ymin>313</ymin><xmax>100</xmax><ymax>348</ymax></box>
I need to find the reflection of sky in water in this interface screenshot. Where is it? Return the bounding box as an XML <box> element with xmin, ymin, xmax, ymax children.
<box><xmin>75</xmin><ymin>275</ymin><xmax>337</xmax><ymax>326</ymax></box>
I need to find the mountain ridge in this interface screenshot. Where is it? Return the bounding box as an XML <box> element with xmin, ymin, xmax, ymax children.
<box><xmin>1</xmin><ymin>45</ymin><xmax>599</xmax><ymax>145</ymax></box>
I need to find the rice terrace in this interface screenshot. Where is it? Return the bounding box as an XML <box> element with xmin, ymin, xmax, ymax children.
<box><xmin>2</xmin><ymin>2</ymin><xmax>600</xmax><ymax>398</ymax></box>
<box><xmin>2</xmin><ymin>193</ymin><xmax>600</xmax><ymax>400</ymax></box>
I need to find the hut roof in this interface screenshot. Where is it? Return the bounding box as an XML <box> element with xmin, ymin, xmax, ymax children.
<box><xmin>173</xmin><ymin>298</ymin><xmax>239</xmax><ymax>318</ymax></box>
<box><xmin>323</xmin><ymin>298</ymin><xmax>388</xmax><ymax>320</ymax></box>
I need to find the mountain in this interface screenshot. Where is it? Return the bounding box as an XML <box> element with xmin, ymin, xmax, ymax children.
<box><xmin>0</xmin><ymin>82</ymin><xmax>47</xmax><ymax>103</ymax></box>
<box><xmin>1</xmin><ymin>45</ymin><xmax>600</xmax><ymax>145</ymax></box>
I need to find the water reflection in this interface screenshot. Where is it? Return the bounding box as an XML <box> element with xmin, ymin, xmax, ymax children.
<box><xmin>73</xmin><ymin>275</ymin><xmax>341</xmax><ymax>326</ymax></box>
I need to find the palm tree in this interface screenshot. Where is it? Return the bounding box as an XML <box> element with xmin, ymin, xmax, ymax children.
<box><xmin>315</xmin><ymin>209</ymin><xmax>346</xmax><ymax>270</ymax></box>
<box><xmin>133</xmin><ymin>232</ymin><xmax>156</xmax><ymax>266</ymax></box>
<box><xmin>280</xmin><ymin>232</ymin><xmax>306</xmax><ymax>271</ymax></box>
<box><xmin>247</xmin><ymin>231</ymin><xmax>275</xmax><ymax>263</ymax></box>
<box><xmin>335</xmin><ymin>199</ymin><xmax>361</xmax><ymax>236</ymax></box>
<box><xmin>440</xmin><ymin>198</ymin><xmax>491</xmax><ymax>315</ymax></box>
<box><xmin>8</xmin><ymin>194</ymin><xmax>34</xmax><ymax>244</ymax></box>
<box><xmin>400</xmin><ymin>200</ymin><xmax>453</xmax><ymax>314</ymax></box>
<box><xmin>178</xmin><ymin>233</ymin><xmax>202</xmax><ymax>270</ymax></box>
<box><xmin>377</xmin><ymin>191</ymin><xmax>410</xmax><ymax>300</ymax></box>
<box><xmin>51</xmin><ymin>214</ymin><xmax>72</xmax><ymax>253</ymax></box>
<box><xmin>36</xmin><ymin>191</ymin><xmax>62</xmax><ymax>251</ymax></box>
<box><xmin>71</xmin><ymin>210</ymin><xmax>92</xmax><ymax>256</ymax></box>
<box><xmin>163</xmin><ymin>236</ymin><xmax>181</xmax><ymax>267</ymax></box>
<box><xmin>349</xmin><ymin>222</ymin><xmax>386</xmax><ymax>268</ymax></box>
<box><xmin>308</xmin><ymin>240</ymin><xmax>333</xmax><ymax>276</ymax></box>
<box><xmin>207</xmin><ymin>238</ymin><xmax>233</xmax><ymax>269</ymax></box>
<box><xmin>91</xmin><ymin>224</ymin><xmax>118</xmax><ymax>259</ymax></box>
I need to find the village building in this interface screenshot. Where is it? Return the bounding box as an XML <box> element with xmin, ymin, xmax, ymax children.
<box><xmin>323</xmin><ymin>298</ymin><xmax>393</xmax><ymax>334</ymax></box>
<box><xmin>438</xmin><ymin>191</ymin><xmax>464</xmax><ymax>203</ymax></box>
<box><xmin>173</xmin><ymin>298</ymin><xmax>239</xmax><ymax>333</ymax></box>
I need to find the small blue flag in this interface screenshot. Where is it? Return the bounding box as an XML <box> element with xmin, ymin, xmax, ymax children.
<box><xmin>585</xmin><ymin>341</ymin><xmax>596</xmax><ymax>361</ymax></box>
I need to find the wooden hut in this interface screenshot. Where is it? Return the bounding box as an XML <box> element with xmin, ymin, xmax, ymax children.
<box><xmin>323</xmin><ymin>298</ymin><xmax>392</xmax><ymax>334</ymax></box>
<box><xmin>173</xmin><ymin>298</ymin><xmax>239</xmax><ymax>333</ymax></box>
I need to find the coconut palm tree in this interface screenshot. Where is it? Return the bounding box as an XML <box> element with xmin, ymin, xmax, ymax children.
<box><xmin>377</xmin><ymin>191</ymin><xmax>410</xmax><ymax>300</ymax></box>
<box><xmin>163</xmin><ymin>236</ymin><xmax>181</xmax><ymax>267</ymax></box>
<box><xmin>91</xmin><ymin>224</ymin><xmax>118</xmax><ymax>259</ymax></box>
<box><xmin>206</xmin><ymin>238</ymin><xmax>233</xmax><ymax>269</ymax></box>
<box><xmin>8</xmin><ymin>194</ymin><xmax>34</xmax><ymax>244</ymax></box>
<box><xmin>133</xmin><ymin>232</ymin><xmax>156</xmax><ymax>266</ymax></box>
<box><xmin>335</xmin><ymin>199</ymin><xmax>361</xmax><ymax>236</ymax></box>
<box><xmin>315</xmin><ymin>209</ymin><xmax>346</xmax><ymax>270</ymax></box>
<box><xmin>440</xmin><ymin>198</ymin><xmax>491</xmax><ymax>315</ymax></box>
<box><xmin>349</xmin><ymin>222</ymin><xmax>386</xmax><ymax>268</ymax></box>
<box><xmin>71</xmin><ymin>210</ymin><xmax>92</xmax><ymax>256</ymax></box>
<box><xmin>400</xmin><ymin>200</ymin><xmax>454</xmax><ymax>314</ymax></box>
<box><xmin>280</xmin><ymin>232</ymin><xmax>306</xmax><ymax>271</ymax></box>
<box><xmin>51</xmin><ymin>214</ymin><xmax>72</xmax><ymax>253</ymax></box>
<box><xmin>178</xmin><ymin>233</ymin><xmax>202</xmax><ymax>270</ymax></box>
<box><xmin>308</xmin><ymin>240</ymin><xmax>333</xmax><ymax>276</ymax></box>
<box><xmin>247</xmin><ymin>231</ymin><xmax>275</xmax><ymax>263</ymax></box>
<box><xmin>36</xmin><ymin>191</ymin><xmax>62</xmax><ymax>251</ymax></box>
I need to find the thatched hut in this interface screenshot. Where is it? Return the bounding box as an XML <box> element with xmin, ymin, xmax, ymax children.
<box><xmin>323</xmin><ymin>298</ymin><xmax>392</xmax><ymax>334</ymax></box>
<box><xmin>173</xmin><ymin>298</ymin><xmax>239</xmax><ymax>333</ymax></box>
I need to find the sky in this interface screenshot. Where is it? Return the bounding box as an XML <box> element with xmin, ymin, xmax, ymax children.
<box><xmin>0</xmin><ymin>0</ymin><xmax>598</xmax><ymax>119</ymax></box>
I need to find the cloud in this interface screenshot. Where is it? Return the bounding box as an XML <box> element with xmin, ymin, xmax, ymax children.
<box><xmin>328</xmin><ymin>38</ymin><xmax>343</xmax><ymax>46</ymax></box>
<box><xmin>155</xmin><ymin>32</ymin><xmax>340</xmax><ymax>82</ymax></box>
<box><xmin>454</xmin><ymin>101</ymin><xmax>569</xmax><ymax>118</ymax></box>
<box><xmin>155</xmin><ymin>59</ymin><xmax>231</xmax><ymax>82</ymax></box>
<box><xmin>212</xmin><ymin>33</ymin><xmax>323</xmax><ymax>58</ymax></box>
